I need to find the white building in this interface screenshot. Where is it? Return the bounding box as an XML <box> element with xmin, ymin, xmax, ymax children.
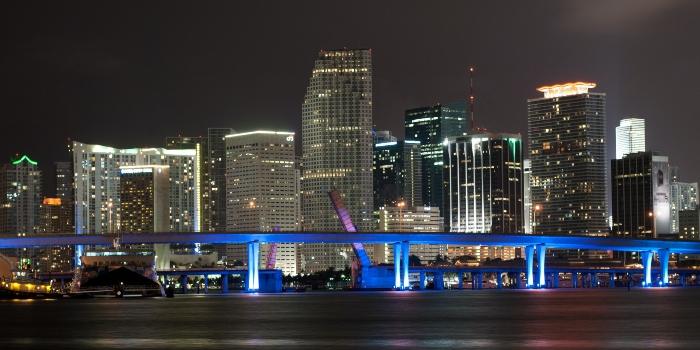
<box><xmin>615</xmin><ymin>118</ymin><xmax>646</xmax><ymax>159</ymax></box>
<box><xmin>672</xmin><ymin>181</ymin><xmax>699</xmax><ymax>233</ymax></box>
<box><xmin>375</xmin><ymin>206</ymin><xmax>445</xmax><ymax>265</ymax></box>
<box><xmin>225</xmin><ymin>131</ymin><xmax>299</xmax><ymax>275</ymax></box>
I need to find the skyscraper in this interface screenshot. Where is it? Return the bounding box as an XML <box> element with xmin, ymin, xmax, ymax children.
<box><xmin>443</xmin><ymin>132</ymin><xmax>524</xmax><ymax>233</ymax></box>
<box><xmin>119</xmin><ymin>165</ymin><xmax>171</xmax><ymax>270</ymax></box>
<box><xmin>225</xmin><ymin>130</ymin><xmax>299</xmax><ymax>275</ymax></box>
<box><xmin>671</xmin><ymin>180</ymin><xmax>699</xmax><ymax>233</ymax></box>
<box><xmin>300</xmin><ymin>48</ymin><xmax>373</xmax><ymax>272</ymax></box>
<box><xmin>207</xmin><ymin>128</ymin><xmax>233</xmax><ymax>232</ymax></box>
<box><xmin>527</xmin><ymin>82</ymin><xmax>608</xmax><ymax>235</ymax></box>
<box><xmin>37</xmin><ymin>197</ymin><xmax>73</xmax><ymax>272</ymax></box>
<box><xmin>405</xmin><ymin>102</ymin><xmax>467</xmax><ymax>210</ymax></box>
<box><xmin>615</xmin><ymin>118</ymin><xmax>646</xmax><ymax>159</ymax></box>
<box><xmin>55</xmin><ymin>161</ymin><xmax>74</xmax><ymax>233</ymax></box>
<box><xmin>373</xmin><ymin>137</ymin><xmax>422</xmax><ymax>209</ymax></box>
<box><xmin>611</xmin><ymin>152</ymin><xmax>671</xmax><ymax>238</ymax></box>
<box><xmin>523</xmin><ymin>159</ymin><xmax>533</xmax><ymax>233</ymax></box>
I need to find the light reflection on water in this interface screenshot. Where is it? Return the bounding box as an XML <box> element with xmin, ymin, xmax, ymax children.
<box><xmin>1</xmin><ymin>289</ymin><xmax>698</xmax><ymax>349</ymax></box>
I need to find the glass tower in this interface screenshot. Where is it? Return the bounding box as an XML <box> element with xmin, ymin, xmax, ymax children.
<box><xmin>615</xmin><ymin>118</ymin><xmax>646</xmax><ymax>159</ymax></box>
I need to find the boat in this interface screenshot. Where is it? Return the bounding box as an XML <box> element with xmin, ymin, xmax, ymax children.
<box><xmin>0</xmin><ymin>279</ymin><xmax>63</xmax><ymax>299</ymax></box>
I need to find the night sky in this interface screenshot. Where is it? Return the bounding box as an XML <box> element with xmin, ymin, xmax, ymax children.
<box><xmin>3</xmin><ymin>0</ymin><xmax>700</xmax><ymax>192</ymax></box>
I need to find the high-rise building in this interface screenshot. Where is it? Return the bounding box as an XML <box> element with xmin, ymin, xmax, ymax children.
<box><xmin>671</xmin><ymin>180</ymin><xmax>699</xmax><ymax>233</ymax></box>
<box><xmin>611</xmin><ymin>152</ymin><xmax>671</xmax><ymax>238</ymax></box>
<box><xmin>55</xmin><ymin>161</ymin><xmax>74</xmax><ymax>233</ymax></box>
<box><xmin>73</xmin><ymin>142</ymin><xmax>200</xmax><ymax>236</ymax></box>
<box><xmin>527</xmin><ymin>82</ymin><xmax>608</xmax><ymax>236</ymax></box>
<box><xmin>165</xmin><ymin>136</ymin><xmax>207</xmax><ymax>232</ymax></box>
<box><xmin>523</xmin><ymin>159</ymin><xmax>533</xmax><ymax>233</ymax></box>
<box><xmin>443</xmin><ymin>132</ymin><xmax>524</xmax><ymax>233</ymax></box>
<box><xmin>0</xmin><ymin>155</ymin><xmax>42</xmax><ymax>271</ymax></box>
<box><xmin>37</xmin><ymin>197</ymin><xmax>73</xmax><ymax>272</ymax></box>
<box><xmin>373</xmin><ymin>137</ymin><xmax>422</xmax><ymax>209</ymax></box>
<box><xmin>300</xmin><ymin>48</ymin><xmax>373</xmax><ymax>272</ymax></box>
<box><xmin>374</xmin><ymin>206</ymin><xmax>445</xmax><ymax>265</ymax></box>
<box><xmin>615</xmin><ymin>118</ymin><xmax>645</xmax><ymax>159</ymax></box>
<box><xmin>679</xmin><ymin>209</ymin><xmax>700</xmax><ymax>240</ymax></box>
<box><xmin>405</xmin><ymin>102</ymin><xmax>467</xmax><ymax>210</ymax></box>
<box><xmin>225</xmin><ymin>130</ymin><xmax>299</xmax><ymax>275</ymax></box>
<box><xmin>119</xmin><ymin>165</ymin><xmax>171</xmax><ymax>269</ymax></box>
<box><xmin>208</xmin><ymin>128</ymin><xmax>234</xmax><ymax>232</ymax></box>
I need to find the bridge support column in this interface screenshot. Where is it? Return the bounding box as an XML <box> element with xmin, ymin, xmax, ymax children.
<box><xmin>609</xmin><ymin>272</ymin><xmax>615</xmax><ymax>288</ymax></box>
<box><xmin>659</xmin><ymin>249</ymin><xmax>670</xmax><ymax>287</ymax></box>
<box><xmin>222</xmin><ymin>274</ymin><xmax>229</xmax><ymax>293</ymax></box>
<box><xmin>572</xmin><ymin>272</ymin><xmax>578</xmax><ymax>288</ymax></box>
<box><xmin>680</xmin><ymin>273</ymin><xmax>686</xmax><ymax>287</ymax></box>
<box><xmin>537</xmin><ymin>244</ymin><xmax>546</xmax><ymax>288</ymax></box>
<box><xmin>204</xmin><ymin>275</ymin><xmax>209</xmax><ymax>294</ymax></box>
<box><xmin>401</xmin><ymin>241</ymin><xmax>410</xmax><ymax>289</ymax></box>
<box><xmin>247</xmin><ymin>241</ymin><xmax>260</xmax><ymax>292</ymax></box>
<box><xmin>592</xmin><ymin>273</ymin><xmax>598</xmax><ymax>288</ymax></box>
<box><xmin>180</xmin><ymin>275</ymin><xmax>188</xmax><ymax>294</ymax></box>
<box><xmin>419</xmin><ymin>271</ymin><xmax>426</xmax><ymax>290</ymax></box>
<box><xmin>497</xmin><ymin>272</ymin><xmax>503</xmax><ymax>289</ymax></box>
<box><xmin>457</xmin><ymin>272</ymin><xmax>463</xmax><ymax>289</ymax></box>
<box><xmin>393</xmin><ymin>243</ymin><xmax>401</xmax><ymax>289</ymax></box>
<box><xmin>434</xmin><ymin>272</ymin><xmax>444</xmax><ymax>290</ymax></box>
<box><xmin>552</xmin><ymin>272</ymin><xmax>559</xmax><ymax>288</ymax></box>
<box><xmin>525</xmin><ymin>245</ymin><xmax>535</xmax><ymax>288</ymax></box>
<box><xmin>641</xmin><ymin>251</ymin><xmax>653</xmax><ymax>287</ymax></box>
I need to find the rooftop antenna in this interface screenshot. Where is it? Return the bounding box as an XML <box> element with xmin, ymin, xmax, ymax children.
<box><xmin>468</xmin><ymin>66</ymin><xmax>476</xmax><ymax>132</ymax></box>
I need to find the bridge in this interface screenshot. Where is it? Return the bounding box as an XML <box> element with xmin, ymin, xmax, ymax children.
<box><xmin>2</xmin><ymin>232</ymin><xmax>700</xmax><ymax>292</ymax></box>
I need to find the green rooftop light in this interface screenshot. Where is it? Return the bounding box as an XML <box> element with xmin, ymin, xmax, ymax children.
<box><xmin>11</xmin><ymin>155</ymin><xmax>38</xmax><ymax>166</ymax></box>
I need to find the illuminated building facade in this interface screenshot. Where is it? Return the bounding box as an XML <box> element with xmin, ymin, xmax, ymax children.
<box><xmin>373</xmin><ymin>138</ymin><xmax>422</xmax><ymax>209</ymax></box>
<box><xmin>523</xmin><ymin>159</ymin><xmax>533</xmax><ymax>233</ymax></box>
<box><xmin>443</xmin><ymin>132</ymin><xmax>524</xmax><ymax>233</ymax></box>
<box><xmin>611</xmin><ymin>152</ymin><xmax>671</xmax><ymax>238</ymax></box>
<box><xmin>207</xmin><ymin>128</ymin><xmax>234</xmax><ymax>232</ymax></box>
<box><xmin>37</xmin><ymin>198</ymin><xmax>73</xmax><ymax>272</ymax></box>
<box><xmin>671</xmin><ymin>180</ymin><xmax>698</xmax><ymax>233</ymax></box>
<box><xmin>119</xmin><ymin>165</ymin><xmax>171</xmax><ymax>269</ymax></box>
<box><xmin>55</xmin><ymin>161</ymin><xmax>74</xmax><ymax>233</ymax></box>
<box><xmin>374</xmin><ymin>206</ymin><xmax>445</xmax><ymax>265</ymax></box>
<box><xmin>679</xmin><ymin>209</ymin><xmax>700</xmax><ymax>240</ymax></box>
<box><xmin>405</xmin><ymin>102</ymin><xmax>467</xmax><ymax>210</ymax></box>
<box><xmin>301</xmin><ymin>48</ymin><xmax>373</xmax><ymax>272</ymax></box>
<box><xmin>225</xmin><ymin>131</ymin><xmax>299</xmax><ymax>275</ymax></box>
<box><xmin>527</xmin><ymin>82</ymin><xmax>608</xmax><ymax>236</ymax></box>
<box><xmin>615</xmin><ymin>118</ymin><xmax>646</xmax><ymax>159</ymax></box>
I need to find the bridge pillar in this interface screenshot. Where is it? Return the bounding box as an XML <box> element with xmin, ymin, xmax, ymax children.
<box><xmin>434</xmin><ymin>272</ymin><xmax>444</xmax><ymax>290</ymax></box>
<box><xmin>204</xmin><ymin>275</ymin><xmax>209</xmax><ymax>294</ymax></box>
<box><xmin>247</xmin><ymin>241</ymin><xmax>260</xmax><ymax>292</ymax></box>
<box><xmin>393</xmin><ymin>243</ymin><xmax>401</xmax><ymax>289</ymax></box>
<box><xmin>552</xmin><ymin>272</ymin><xmax>559</xmax><ymax>288</ymax></box>
<box><xmin>401</xmin><ymin>241</ymin><xmax>410</xmax><ymax>289</ymax></box>
<box><xmin>180</xmin><ymin>275</ymin><xmax>188</xmax><ymax>294</ymax></box>
<box><xmin>221</xmin><ymin>274</ymin><xmax>229</xmax><ymax>294</ymax></box>
<box><xmin>609</xmin><ymin>272</ymin><xmax>615</xmax><ymax>288</ymax></box>
<box><xmin>680</xmin><ymin>273</ymin><xmax>686</xmax><ymax>287</ymax></box>
<box><xmin>496</xmin><ymin>272</ymin><xmax>503</xmax><ymax>289</ymax></box>
<box><xmin>537</xmin><ymin>244</ymin><xmax>546</xmax><ymax>288</ymax></box>
<box><xmin>592</xmin><ymin>273</ymin><xmax>598</xmax><ymax>288</ymax></box>
<box><xmin>457</xmin><ymin>272</ymin><xmax>463</xmax><ymax>289</ymax></box>
<box><xmin>658</xmin><ymin>248</ymin><xmax>670</xmax><ymax>286</ymax></box>
<box><xmin>419</xmin><ymin>271</ymin><xmax>426</xmax><ymax>290</ymax></box>
<box><xmin>525</xmin><ymin>245</ymin><xmax>535</xmax><ymax>288</ymax></box>
<box><xmin>572</xmin><ymin>272</ymin><xmax>578</xmax><ymax>288</ymax></box>
<box><xmin>641</xmin><ymin>251</ymin><xmax>653</xmax><ymax>287</ymax></box>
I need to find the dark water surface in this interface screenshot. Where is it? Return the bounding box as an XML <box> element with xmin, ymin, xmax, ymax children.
<box><xmin>1</xmin><ymin>288</ymin><xmax>699</xmax><ymax>349</ymax></box>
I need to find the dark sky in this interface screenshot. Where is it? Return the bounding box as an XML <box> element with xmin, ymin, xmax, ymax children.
<box><xmin>3</xmin><ymin>0</ymin><xmax>700</xmax><ymax>192</ymax></box>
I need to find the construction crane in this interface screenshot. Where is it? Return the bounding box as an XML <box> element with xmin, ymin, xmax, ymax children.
<box><xmin>328</xmin><ymin>189</ymin><xmax>371</xmax><ymax>288</ymax></box>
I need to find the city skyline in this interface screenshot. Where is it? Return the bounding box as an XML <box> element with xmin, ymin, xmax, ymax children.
<box><xmin>3</xmin><ymin>1</ymin><xmax>700</xmax><ymax>188</ymax></box>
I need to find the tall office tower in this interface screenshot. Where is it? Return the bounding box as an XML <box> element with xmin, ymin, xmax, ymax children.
<box><xmin>527</xmin><ymin>82</ymin><xmax>608</xmax><ymax>236</ymax></box>
<box><xmin>55</xmin><ymin>161</ymin><xmax>74</xmax><ymax>233</ymax></box>
<box><xmin>374</xmin><ymin>206</ymin><xmax>445</xmax><ymax>265</ymax></box>
<box><xmin>73</xmin><ymin>142</ymin><xmax>200</xmax><ymax>236</ymax></box>
<box><xmin>208</xmin><ymin>128</ymin><xmax>234</xmax><ymax>232</ymax></box>
<box><xmin>443</xmin><ymin>133</ymin><xmax>524</xmax><ymax>233</ymax></box>
<box><xmin>615</xmin><ymin>118</ymin><xmax>646</xmax><ymax>159</ymax></box>
<box><xmin>679</xmin><ymin>209</ymin><xmax>700</xmax><ymax>240</ymax></box>
<box><xmin>671</xmin><ymin>180</ymin><xmax>699</xmax><ymax>233</ymax></box>
<box><xmin>611</xmin><ymin>152</ymin><xmax>671</xmax><ymax>238</ymax></box>
<box><xmin>225</xmin><ymin>131</ymin><xmax>299</xmax><ymax>275</ymax></box>
<box><xmin>373</xmin><ymin>138</ymin><xmax>422</xmax><ymax>209</ymax></box>
<box><xmin>373</xmin><ymin>129</ymin><xmax>397</xmax><ymax>144</ymax></box>
<box><xmin>119</xmin><ymin>165</ymin><xmax>170</xmax><ymax>269</ymax></box>
<box><xmin>523</xmin><ymin>159</ymin><xmax>533</xmax><ymax>233</ymax></box>
<box><xmin>300</xmin><ymin>48</ymin><xmax>373</xmax><ymax>272</ymax></box>
<box><xmin>165</xmin><ymin>136</ymin><xmax>207</xmax><ymax>232</ymax></box>
<box><xmin>405</xmin><ymin>102</ymin><xmax>467</xmax><ymax>210</ymax></box>
<box><xmin>36</xmin><ymin>198</ymin><xmax>73</xmax><ymax>272</ymax></box>
<box><xmin>0</xmin><ymin>155</ymin><xmax>42</xmax><ymax>270</ymax></box>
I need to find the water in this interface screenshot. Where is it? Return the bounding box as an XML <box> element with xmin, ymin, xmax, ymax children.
<box><xmin>1</xmin><ymin>288</ymin><xmax>699</xmax><ymax>349</ymax></box>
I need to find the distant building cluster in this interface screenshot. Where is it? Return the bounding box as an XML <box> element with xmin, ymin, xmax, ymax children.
<box><xmin>1</xmin><ymin>49</ymin><xmax>698</xmax><ymax>276</ymax></box>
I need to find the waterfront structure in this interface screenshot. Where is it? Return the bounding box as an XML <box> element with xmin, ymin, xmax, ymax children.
<box><xmin>119</xmin><ymin>165</ymin><xmax>170</xmax><ymax>269</ymax></box>
<box><xmin>73</xmin><ymin>142</ymin><xmax>200</xmax><ymax>237</ymax></box>
<box><xmin>405</xmin><ymin>102</ymin><xmax>467</xmax><ymax>210</ymax></box>
<box><xmin>615</xmin><ymin>118</ymin><xmax>646</xmax><ymax>159</ymax></box>
<box><xmin>523</xmin><ymin>159</ymin><xmax>533</xmax><ymax>233</ymax></box>
<box><xmin>443</xmin><ymin>132</ymin><xmax>524</xmax><ymax>233</ymax></box>
<box><xmin>225</xmin><ymin>130</ymin><xmax>299</xmax><ymax>275</ymax></box>
<box><xmin>374</xmin><ymin>206</ymin><xmax>444</xmax><ymax>265</ymax></box>
<box><xmin>527</xmin><ymin>82</ymin><xmax>608</xmax><ymax>236</ymax></box>
<box><xmin>611</xmin><ymin>152</ymin><xmax>671</xmax><ymax>238</ymax></box>
<box><xmin>36</xmin><ymin>197</ymin><xmax>73</xmax><ymax>272</ymax></box>
<box><xmin>671</xmin><ymin>180</ymin><xmax>699</xmax><ymax>233</ymax></box>
<box><xmin>373</xmin><ymin>137</ymin><xmax>422</xmax><ymax>209</ymax></box>
<box><xmin>300</xmin><ymin>48</ymin><xmax>373</xmax><ymax>272</ymax></box>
